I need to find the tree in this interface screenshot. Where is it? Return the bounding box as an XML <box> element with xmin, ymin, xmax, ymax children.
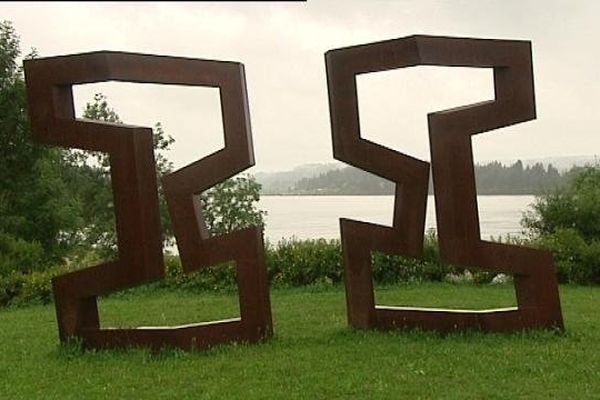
<box><xmin>522</xmin><ymin>165</ymin><xmax>600</xmax><ymax>283</ymax></box>
<box><xmin>522</xmin><ymin>165</ymin><xmax>600</xmax><ymax>241</ymax></box>
<box><xmin>0</xmin><ymin>19</ymin><xmax>265</xmax><ymax>274</ymax></box>
<box><xmin>65</xmin><ymin>93</ymin><xmax>175</xmax><ymax>258</ymax></box>
<box><xmin>75</xmin><ymin>93</ymin><xmax>266</xmax><ymax>256</ymax></box>
<box><xmin>199</xmin><ymin>174</ymin><xmax>266</xmax><ymax>235</ymax></box>
<box><xmin>0</xmin><ymin>20</ymin><xmax>79</xmax><ymax>271</ymax></box>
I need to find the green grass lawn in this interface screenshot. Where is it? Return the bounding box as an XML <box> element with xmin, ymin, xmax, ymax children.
<box><xmin>0</xmin><ymin>283</ymin><xmax>598</xmax><ymax>399</ymax></box>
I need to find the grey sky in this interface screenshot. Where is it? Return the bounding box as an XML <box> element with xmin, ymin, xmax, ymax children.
<box><xmin>2</xmin><ymin>1</ymin><xmax>599</xmax><ymax>172</ymax></box>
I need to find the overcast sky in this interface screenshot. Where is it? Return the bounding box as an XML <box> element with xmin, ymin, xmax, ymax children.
<box><xmin>3</xmin><ymin>1</ymin><xmax>599</xmax><ymax>172</ymax></box>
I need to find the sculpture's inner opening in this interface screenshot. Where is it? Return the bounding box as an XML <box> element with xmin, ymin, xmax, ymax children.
<box><xmin>356</xmin><ymin>65</ymin><xmax>494</xmax><ymax>163</ymax></box>
<box><xmin>355</xmin><ymin>64</ymin><xmax>524</xmax><ymax>310</ymax></box>
<box><xmin>356</xmin><ymin>66</ymin><xmax>532</xmax><ymax>241</ymax></box>
<box><xmin>98</xmin><ymin>262</ymin><xmax>241</xmax><ymax>329</ymax></box>
<box><xmin>70</xmin><ymin>82</ymin><xmax>242</xmax><ymax>329</ymax></box>
<box><xmin>73</xmin><ymin>82</ymin><xmax>225</xmax><ymax>169</ymax></box>
<box><xmin>372</xmin><ymin>250</ymin><xmax>518</xmax><ymax>311</ymax></box>
<box><xmin>71</xmin><ymin>82</ymin><xmax>232</xmax><ymax>257</ymax></box>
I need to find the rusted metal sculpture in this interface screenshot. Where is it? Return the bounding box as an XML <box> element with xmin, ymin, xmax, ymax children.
<box><xmin>326</xmin><ymin>35</ymin><xmax>564</xmax><ymax>332</ymax></box>
<box><xmin>24</xmin><ymin>51</ymin><xmax>272</xmax><ymax>351</ymax></box>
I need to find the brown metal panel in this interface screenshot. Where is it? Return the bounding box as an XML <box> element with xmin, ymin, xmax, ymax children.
<box><xmin>326</xmin><ymin>35</ymin><xmax>563</xmax><ymax>333</ymax></box>
<box><xmin>24</xmin><ymin>51</ymin><xmax>272</xmax><ymax>351</ymax></box>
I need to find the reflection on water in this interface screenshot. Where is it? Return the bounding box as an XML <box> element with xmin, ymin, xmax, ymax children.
<box><xmin>259</xmin><ymin>195</ymin><xmax>535</xmax><ymax>243</ymax></box>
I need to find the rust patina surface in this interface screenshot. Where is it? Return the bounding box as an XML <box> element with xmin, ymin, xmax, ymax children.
<box><xmin>325</xmin><ymin>35</ymin><xmax>564</xmax><ymax>332</ymax></box>
<box><xmin>24</xmin><ymin>52</ymin><xmax>272</xmax><ymax>351</ymax></box>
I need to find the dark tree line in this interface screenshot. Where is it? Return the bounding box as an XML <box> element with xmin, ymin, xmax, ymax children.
<box><xmin>475</xmin><ymin>160</ymin><xmax>563</xmax><ymax>194</ymax></box>
<box><xmin>289</xmin><ymin>160</ymin><xmax>573</xmax><ymax>195</ymax></box>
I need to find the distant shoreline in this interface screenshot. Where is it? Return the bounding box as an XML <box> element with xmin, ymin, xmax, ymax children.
<box><xmin>258</xmin><ymin>159</ymin><xmax>578</xmax><ymax>198</ymax></box>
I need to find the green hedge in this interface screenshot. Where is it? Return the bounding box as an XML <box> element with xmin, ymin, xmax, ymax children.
<box><xmin>10</xmin><ymin>232</ymin><xmax>594</xmax><ymax>308</ymax></box>
<box><xmin>159</xmin><ymin>232</ymin><xmax>454</xmax><ymax>292</ymax></box>
<box><xmin>534</xmin><ymin>228</ymin><xmax>600</xmax><ymax>284</ymax></box>
<box><xmin>0</xmin><ymin>234</ymin><xmax>451</xmax><ymax>307</ymax></box>
<box><xmin>0</xmin><ymin>232</ymin><xmax>46</xmax><ymax>276</ymax></box>
<box><xmin>1</xmin><ymin>265</ymin><xmax>65</xmax><ymax>307</ymax></box>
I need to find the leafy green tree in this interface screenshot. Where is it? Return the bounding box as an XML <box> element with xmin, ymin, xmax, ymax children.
<box><xmin>0</xmin><ymin>20</ymin><xmax>78</xmax><ymax>270</ymax></box>
<box><xmin>75</xmin><ymin>93</ymin><xmax>265</xmax><ymax>256</ymax></box>
<box><xmin>523</xmin><ymin>165</ymin><xmax>600</xmax><ymax>283</ymax></box>
<box><xmin>67</xmin><ymin>93</ymin><xmax>175</xmax><ymax>257</ymax></box>
<box><xmin>522</xmin><ymin>165</ymin><xmax>600</xmax><ymax>241</ymax></box>
<box><xmin>199</xmin><ymin>174</ymin><xmax>266</xmax><ymax>235</ymax></box>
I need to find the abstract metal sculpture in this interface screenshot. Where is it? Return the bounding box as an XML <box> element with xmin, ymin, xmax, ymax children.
<box><xmin>326</xmin><ymin>35</ymin><xmax>564</xmax><ymax>332</ymax></box>
<box><xmin>24</xmin><ymin>52</ymin><xmax>272</xmax><ymax>350</ymax></box>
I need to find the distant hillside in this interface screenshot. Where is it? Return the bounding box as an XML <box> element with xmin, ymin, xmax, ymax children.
<box><xmin>256</xmin><ymin>163</ymin><xmax>342</xmax><ymax>194</ymax></box>
<box><xmin>258</xmin><ymin>157</ymin><xmax>598</xmax><ymax>195</ymax></box>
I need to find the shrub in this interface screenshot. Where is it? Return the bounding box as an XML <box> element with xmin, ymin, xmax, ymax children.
<box><xmin>472</xmin><ymin>271</ymin><xmax>495</xmax><ymax>284</ymax></box>
<box><xmin>164</xmin><ymin>233</ymin><xmax>456</xmax><ymax>290</ymax></box>
<box><xmin>522</xmin><ymin>165</ymin><xmax>600</xmax><ymax>242</ymax></box>
<box><xmin>162</xmin><ymin>255</ymin><xmax>237</xmax><ymax>292</ymax></box>
<box><xmin>2</xmin><ymin>233</ymin><xmax>514</xmax><ymax>308</ymax></box>
<box><xmin>0</xmin><ymin>264</ymin><xmax>70</xmax><ymax>307</ymax></box>
<box><xmin>535</xmin><ymin>228</ymin><xmax>600</xmax><ymax>284</ymax></box>
<box><xmin>523</xmin><ymin>164</ymin><xmax>600</xmax><ymax>284</ymax></box>
<box><xmin>0</xmin><ymin>231</ymin><xmax>45</xmax><ymax>276</ymax></box>
<box><xmin>266</xmin><ymin>238</ymin><xmax>342</xmax><ymax>286</ymax></box>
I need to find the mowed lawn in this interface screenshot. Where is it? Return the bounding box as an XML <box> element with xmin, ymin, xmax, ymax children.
<box><xmin>0</xmin><ymin>283</ymin><xmax>598</xmax><ymax>399</ymax></box>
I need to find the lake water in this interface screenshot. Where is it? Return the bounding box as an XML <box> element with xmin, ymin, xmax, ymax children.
<box><xmin>258</xmin><ymin>195</ymin><xmax>535</xmax><ymax>243</ymax></box>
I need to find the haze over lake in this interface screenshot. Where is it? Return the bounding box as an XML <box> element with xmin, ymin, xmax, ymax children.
<box><xmin>259</xmin><ymin>195</ymin><xmax>534</xmax><ymax>243</ymax></box>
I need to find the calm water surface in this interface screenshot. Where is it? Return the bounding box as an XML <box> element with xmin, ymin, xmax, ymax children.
<box><xmin>259</xmin><ymin>195</ymin><xmax>535</xmax><ymax>243</ymax></box>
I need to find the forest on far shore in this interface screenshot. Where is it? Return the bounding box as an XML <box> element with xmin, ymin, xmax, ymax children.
<box><xmin>265</xmin><ymin>160</ymin><xmax>583</xmax><ymax>195</ymax></box>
